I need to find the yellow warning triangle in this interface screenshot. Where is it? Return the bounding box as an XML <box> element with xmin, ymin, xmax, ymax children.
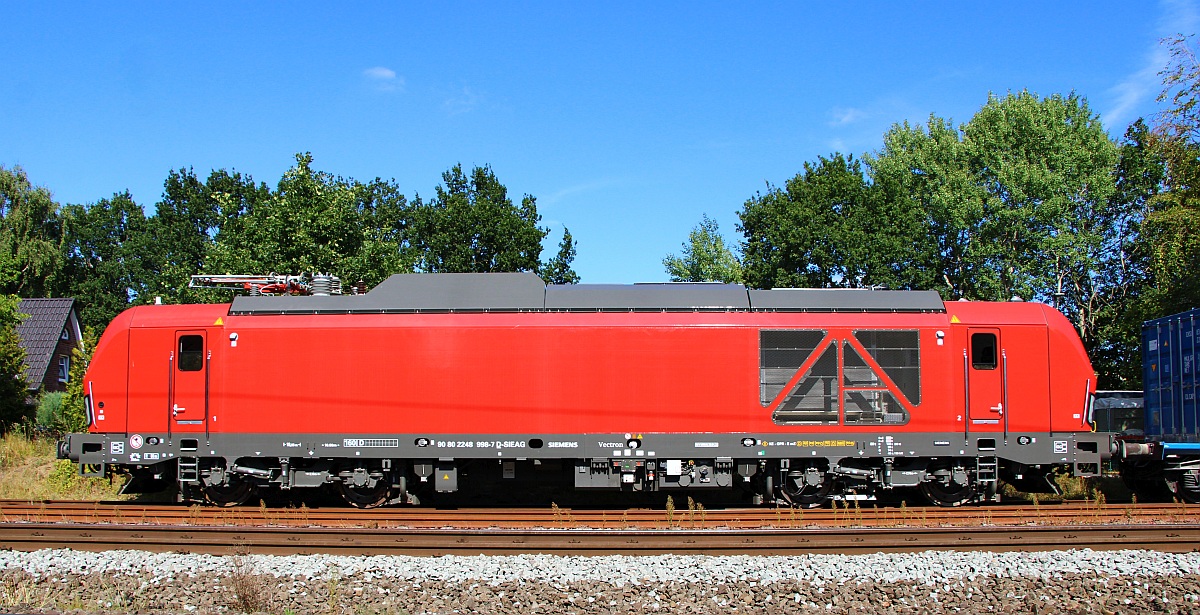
<box><xmin>950</xmin><ymin>315</ymin><xmax>961</xmax><ymax>324</ymax></box>
<box><xmin>214</xmin><ymin>317</ymin><xmax>224</xmax><ymax>325</ymax></box>
<box><xmin>442</xmin><ymin>474</ymin><xmax>450</xmax><ymax>480</ymax></box>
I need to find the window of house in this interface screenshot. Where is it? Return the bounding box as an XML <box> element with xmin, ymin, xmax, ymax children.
<box><xmin>61</xmin><ymin>328</ymin><xmax>69</xmax><ymax>341</ymax></box>
<box><xmin>57</xmin><ymin>356</ymin><xmax>70</xmax><ymax>383</ymax></box>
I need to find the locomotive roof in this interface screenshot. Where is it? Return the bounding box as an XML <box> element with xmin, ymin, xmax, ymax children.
<box><xmin>227</xmin><ymin>272</ymin><xmax>947</xmax><ymax>315</ymax></box>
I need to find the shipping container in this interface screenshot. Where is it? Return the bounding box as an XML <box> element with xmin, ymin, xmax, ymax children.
<box><xmin>1142</xmin><ymin>307</ymin><xmax>1200</xmax><ymax>452</ymax></box>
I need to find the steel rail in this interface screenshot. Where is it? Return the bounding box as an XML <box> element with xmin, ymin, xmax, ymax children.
<box><xmin>1</xmin><ymin>522</ymin><xmax>1197</xmax><ymax>556</ymax></box>
<box><xmin>0</xmin><ymin>500</ymin><xmax>1196</xmax><ymax>529</ymax></box>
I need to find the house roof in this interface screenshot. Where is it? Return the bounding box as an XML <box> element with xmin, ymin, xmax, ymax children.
<box><xmin>16</xmin><ymin>298</ymin><xmax>80</xmax><ymax>391</ymax></box>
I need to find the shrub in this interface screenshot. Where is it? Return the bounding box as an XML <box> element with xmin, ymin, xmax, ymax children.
<box><xmin>58</xmin><ymin>327</ymin><xmax>96</xmax><ymax>434</ymax></box>
<box><xmin>0</xmin><ymin>296</ymin><xmax>31</xmax><ymax>434</ymax></box>
<box><xmin>35</xmin><ymin>392</ymin><xmax>65</xmax><ymax>430</ymax></box>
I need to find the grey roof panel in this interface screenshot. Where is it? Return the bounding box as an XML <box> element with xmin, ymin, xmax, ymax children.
<box><xmin>747</xmin><ymin>288</ymin><xmax>945</xmax><ymax>312</ymax></box>
<box><xmin>546</xmin><ymin>283</ymin><xmax>750</xmax><ymax>311</ymax></box>
<box><xmin>228</xmin><ymin>273</ymin><xmax>944</xmax><ymax>315</ymax></box>
<box><xmin>231</xmin><ymin>273</ymin><xmax>547</xmax><ymax>315</ymax></box>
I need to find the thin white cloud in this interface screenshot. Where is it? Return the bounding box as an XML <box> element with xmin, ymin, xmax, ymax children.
<box><xmin>1104</xmin><ymin>0</ymin><xmax>1200</xmax><ymax>129</ymax></box>
<box><xmin>539</xmin><ymin>178</ymin><xmax>622</xmax><ymax>206</ymax></box>
<box><xmin>364</xmin><ymin>66</ymin><xmax>396</xmax><ymax>80</ymax></box>
<box><xmin>443</xmin><ymin>86</ymin><xmax>482</xmax><ymax>115</ymax></box>
<box><xmin>829</xmin><ymin>106</ymin><xmax>866</xmax><ymax>126</ymax></box>
<box><xmin>363</xmin><ymin>66</ymin><xmax>403</xmax><ymax>92</ymax></box>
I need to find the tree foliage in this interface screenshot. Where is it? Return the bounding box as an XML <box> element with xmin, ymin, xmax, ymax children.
<box><xmin>0</xmin><ymin>294</ymin><xmax>30</xmax><ymax>433</ymax></box>
<box><xmin>60</xmin><ymin>192</ymin><xmax>151</xmax><ymax>331</ymax></box>
<box><xmin>208</xmin><ymin>153</ymin><xmax>413</xmax><ymax>288</ymax></box>
<box><xmin>147</xmin><ymin>167</ymin><xmax>271</xmax><ymax>304</ymax></box>
<box><xmin>1086</xmin><ymin>120</ymin><xmax>1168</xmax><ymax>387</ymax></box>
<box><xmin>58</xmin><ymin>326</ymin><xmax>96</xmax><ymax>434</ymax></box>
<box><xmin>0</xmin><ymin>166</ymin><xmax>63</xmax><ymax>298</ymax></box>
<box><xmin>409</xmin><ymin>164</ymin><xmax>547</xmax><ymax>273</ymax></box>
<box><xmin>1142</xmin><ymin>34</ymin><xmax>1200</xmax><ymax>319</ymax></box>
<box><xmin>740</xmin><ymin>153</ymin><xmax>929</xmax><ymax>290</ymax></box>
<box><xmin>541</xmin><ymin>227</ymin><xmax>580</xmax><ymax>284</ymax></box>
<box><xmin>663</xmin><ymin>215</ymin><xmax>742</xmax><ymax>283</ymax></box>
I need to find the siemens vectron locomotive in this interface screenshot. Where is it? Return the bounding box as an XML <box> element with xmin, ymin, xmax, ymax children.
<box><xmin>59</xmin><ymin>273</ymin><xmax>1107</xmax><ymax>508</ymax></box>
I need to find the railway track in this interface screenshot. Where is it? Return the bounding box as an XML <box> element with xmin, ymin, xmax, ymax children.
<box><xmin>1</xmin><ymin>499</ymin><xmax>1196</xmax><ymax>529</ymax></box>
<box><xmin>1</xmin><ymin>500</ymin><xmax>1198</xmax><ymax>556</ymax></box>
<box><xmin>1</xmin><ymin>520</ymin><xmax>1197</xmax><ymax>555</ymax></box>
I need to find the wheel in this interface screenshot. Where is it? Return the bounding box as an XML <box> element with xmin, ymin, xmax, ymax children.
<box><xmin>1167</xmin><ymin>471</ymin><xmax>1200</xmax><ymax>504</ymax></box>
<box><xmin>920</xmin><ymin>464</ymin><xmax>976</xmax><ymax>507</ymax></box>
<box><xmin>780</xmin><ymin>470</ymin><xmax>834</xmax><ymax>508</ymax></box>
<box><xmin>1119</xmin><ymin>458</ymin><xmax>1174</xmax><ymax>502</ymax></box>
<box><xmin>203</xmin><ymin>481</ymin><xmax>256</xmax><ymax>507</ymax></box>
<box><xmin>338</xmin><ymin>480</ymin><xmax>391</xmax><ymax>508</ymax></box>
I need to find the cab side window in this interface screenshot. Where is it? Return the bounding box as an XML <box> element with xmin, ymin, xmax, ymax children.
<box><xmin>971</xmin><ymin>333</ymin><xmax>997</xmax><ymax>370</ymax></box>
<box><xmin>178</xmin><ymin>335</ymin><xmax>204</xmax><ymax>371</ymax></box>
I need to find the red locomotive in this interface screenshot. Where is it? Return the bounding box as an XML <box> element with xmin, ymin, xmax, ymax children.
<box><xmin>59</xmin><ymin>273</ymin><xmax>1107</xmax><ymax>508</ymax></box>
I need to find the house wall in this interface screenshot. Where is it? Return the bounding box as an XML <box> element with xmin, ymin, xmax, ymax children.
<box><xmin>38</xmin><ymin>334</ymin><xmax>76</xmax><ymax>394</ymax></box>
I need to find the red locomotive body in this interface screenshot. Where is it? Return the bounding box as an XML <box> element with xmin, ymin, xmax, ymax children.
<box><xmin>61</xmin><ymin>273</ymin><xmax>1107</xmax><ymax>507</ymax></box>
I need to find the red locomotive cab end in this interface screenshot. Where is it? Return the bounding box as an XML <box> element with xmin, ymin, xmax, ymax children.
<box><xmin>82</xmin><ymin>308</ymin><xmax>134</xmax><ymax>434</ymax></box>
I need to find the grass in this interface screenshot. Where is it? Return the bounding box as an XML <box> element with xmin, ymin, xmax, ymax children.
<box><xmin>228</xmin><ymin>553</ymin><xmax>272</xmax><ymax>613</ymax></box>
<box><xmin>0</xmin><ymin>430</ymin><xmax>128</xmax><ymax>501</ymax></box>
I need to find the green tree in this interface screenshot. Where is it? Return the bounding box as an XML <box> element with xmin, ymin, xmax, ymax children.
<box><xmin>1154</xmin><ymin>34</ymin><xmax>1200</xmax><ymax>204</ymax></box>
<box><xmin>964</xmin><ymin>92</ymin><xmax>1118</xmax><ymax>341</ymax></box>
<box><xmin>868</xmin><ymin>115</ymin><xmax>984</xmax><ymax>298</ymax></box>
<box><xmin>663</xmin><ymin>215</ymin><xmax>742</xmax><ymax>283</ymax></box>
<box><xmin>335</xmin><ymin>176</ymin><xmax>418</xmax><ymax>287</ymax></box>
<box><xmin>0</xmin><ymin>166</ymin><xmax>64</xmax><ymax>298</ymax></box>
<box><xmin>209</xmin><ymin>153</ymin><xmax>412</xmax><ymax>288</ymax></box>
<box><xmin>143</xmin><ymin>168</ymin><xmax>225</xmax><ymax>304</ymax></box>
<box><xmin>541</xmin><ymin>227</ymin><xmax>580</xmax><ymax>284</ymax></box>
<box><xmin>0</xmin><ymin>294</ymin><xmax>30</xmax><ymax>433</ymax></box>
<box><xmin>1139</xmin><ymin>34</ymin><xmax>1200</xmax><ymax>318</ymax></box>
<box><xmin>409</xmin><ymin>164</ymin><xmax>547</xmax><ymax>273</ymax></box>
<box><xmin>60</xmin><ymin>192</ymin><xmax>151</xmax><ymax>331</ymax></box>
<box><xmin>869</xmin><ymin>93</ymin><xmax>1120</xmax><ymax>360</ymax></box>
<box><xmin>740</xmin><ymin>154</ymin><xmax>926</xmax><ymax>290</ymax></box>
<box><xmin>1089</xmin><ymin>119</ymin><xmax>1167</xmax><ymax>387</ymax></box>
<box><xmin>58</xmin><ymin>326</ymin><xmax>96</xmax><ymax>434</ymax></box>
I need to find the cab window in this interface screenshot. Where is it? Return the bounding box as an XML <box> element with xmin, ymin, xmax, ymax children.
<box><xmin>971</xmin><ymin>333</ymin><xmax>997</xmax><ymax>370</ymax></box>
<box><xmin>178</xmin><ymin>335</ymin><xmax>204</xmax><ymax>371</ymax></box>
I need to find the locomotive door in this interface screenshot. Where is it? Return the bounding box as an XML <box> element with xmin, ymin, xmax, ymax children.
<box><xmin>966</xmin><ymin>328</ymin><xmax>1004</xmax><ymax>428</ymax></box>
<box><xmin>170</xmin><ymin>331</ymin><xmax>208</xmax><ymax>434</ymax></box>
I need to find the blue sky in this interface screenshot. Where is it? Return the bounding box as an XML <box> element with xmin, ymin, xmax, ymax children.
<box><xmin>2</xmin><ymin>2</ymin><xmax>1195</xmax><ymax>283</ymax></box>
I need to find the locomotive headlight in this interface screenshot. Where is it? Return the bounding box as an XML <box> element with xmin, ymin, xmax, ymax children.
<box><xmin>741</xmin><ymin>438</ymin><xmax>757</xmax><ymax>447</ymax></box>
<box><xmin>229</xmin><ymin>332</ymin><xmax>238</xmax><ymax>347</ymax></box>
<box><xmin>627</xmin><ymin>438</ymin><xmax>641</xmax><ymax>449</ymax></box>
<box><xmin>936</xmin><ymin>330</ymin><xmax>945</xmax><ymax>346</ymax></box>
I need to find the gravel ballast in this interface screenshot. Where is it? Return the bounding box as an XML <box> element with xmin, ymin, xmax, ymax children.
<box><xmin>2</xmin><ymin>548</ymin><xmax>1199</xmax><ymax>614</ymax></box>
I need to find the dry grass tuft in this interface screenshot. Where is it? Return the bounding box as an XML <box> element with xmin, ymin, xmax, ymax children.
<box><xmin>228</xmin><ymin>554</ymin><xmax>272</xmax><ymax>613</ymax></box>
<box><xmin>0</xmin><ymin>431</ymin><xmax>127</xmax><ymax>501</ymax></box>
